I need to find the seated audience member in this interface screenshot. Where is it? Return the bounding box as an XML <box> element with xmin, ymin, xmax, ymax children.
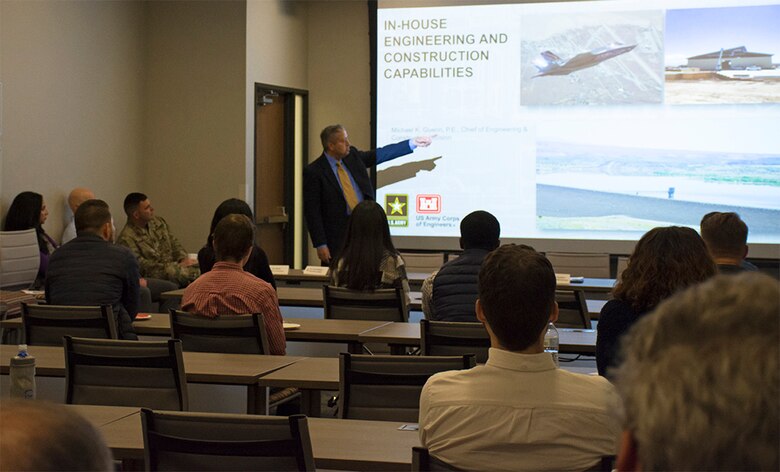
<box><xmin>614</xmin><ymin>272</ymin><xmax>779</xmax><ymax>472</ymax></box>
<box><xmin>330</xmin><ymin>200</ymin><xmax>410</xmax><ymax>304</ymax></box>
<box><xmin>61</xmin><ymin>187</ymin><xmax>95</xmax><ymax>244</ymax></box>
<box><xmin>3</xmin><ymin>191</ymin><xmax>59</xmax><ymax>288</ymax></box>
<box><xmin>421</xmin><ymin>210</ymin><xmax>500</xmax><ymax>321</ymax></box>
<box><xmin>59</xmin><ymin>188</ymin><xmax>177</xmax><ymax>313</ymax></box>
<box><xmin>182</xmin><ymin>214</ymin><xmax>285</xmax><ymax>355</ymax></box>
<box><xmin>700</xmin><ymin>211</ymin><xmax>758</xmax><ymax>274</ymax></box>
<box><xmin>419</xmin><ymin>244</ymin><xmax>621</xmax><ymax>471</ymax></box>
<box><xmin>45</xmin><ymin>199</ymin><xmax>139</xmax><ymax>340</ymax></box>
<box><xmin>597</xmin><ymin>226</ymin><xmax>716</xmax><ymax>377</ymax></box>
<box><xmin>117</xmin><ymin>192</ymin><xmax>199</xmax><ymax>287</ymax></box>
<box><xmin>0</xmin><ymin>400</ymin><xmax>114</xmax><ymax>471</ymax></box>
<box><xmin>198</xmin><ymin>198</ymin><xmax>276</xmax><ymax>289</ymax></box>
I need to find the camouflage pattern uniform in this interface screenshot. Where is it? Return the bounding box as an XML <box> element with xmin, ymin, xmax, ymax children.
<box><xmin>116</xmin><ymin>216</ymin><xmax>199</xmax><ymax>287</ymax></box>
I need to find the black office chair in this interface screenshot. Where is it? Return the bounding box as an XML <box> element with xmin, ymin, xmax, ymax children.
<box><xmin>323</xmin><ymin>285</ymin><xmax>407</xmax><ymax>322</ymax></box>
<box><xmin>169</xmin><ymin>310</ymin><xmax>299</xmax><ymax>414</ymax></box>
<box><xmin>412</xmin><ymin>447</ymin><xmax>463</xmax><ymax>471</ymax></box>
<box><xmin>64</xmin><ymin>336</ymin><xmax>188</xmax><ymax>411</ymax></box>
<box><xmin>22</xmin><ymin>303</ymin><xmax>118</xmax><ymax>345</ymax></box>
<box><xmin>142</xmin><ymin>409</ymin><xmax>315</xmax><ymax>471</ymax></box>
<box><xmin>555</xmin><ymin>289</ymin><xmax>592</xmax><ymax>329</ymax></box>
<box><xmin>420</xmin><ymin>319</ymin><xmax>490</xmax><ymax>364</ymax></box>
<box><xmin>338</xmin><ymin>352</ymin><xmax>475</xmax><ymax>422</ymax></box>
<box><xmin>169</xmin><ymin>310</ymin><xmax>270</xmax><ymax>354</ymax></box>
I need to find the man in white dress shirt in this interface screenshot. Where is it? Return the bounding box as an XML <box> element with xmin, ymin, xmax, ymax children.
<box><xmin>419</xmin><ymin>244</ymin><xmax>621</xmax><ymax>471</ymax></box>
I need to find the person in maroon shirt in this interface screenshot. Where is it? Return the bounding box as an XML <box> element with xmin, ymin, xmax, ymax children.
<box><xmin>181</xmin><ymin>214</ymin><xmax>286</xmax><ymax>355</ymax></box>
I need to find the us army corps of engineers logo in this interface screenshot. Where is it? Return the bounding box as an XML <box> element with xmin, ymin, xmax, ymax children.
<box><xmin>385</xmin><ymin>194</ymin><xmax>408</xmax><ymax>227</ymax></box>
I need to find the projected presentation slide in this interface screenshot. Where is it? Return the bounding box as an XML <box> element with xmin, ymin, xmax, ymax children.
<box><xmin>375</xmin><ymin>0</ymin><xmax>780</xmax><ymax>244</ymax></box>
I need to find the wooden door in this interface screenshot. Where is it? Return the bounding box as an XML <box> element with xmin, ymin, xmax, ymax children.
<box><xmin>255</xmin><ymin>89</ymin><xmax>288</xmax><ymax>264</ymax></box>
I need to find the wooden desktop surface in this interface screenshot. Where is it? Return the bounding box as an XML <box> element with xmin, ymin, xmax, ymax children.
<box><xmin>161</xmin><ymin>277</ymin><xmax>615</xmax><ymax>301</ymax></box>
<box><xmin>0</xmin><ymin>298</ymin><xmax>605</xmax><ymax>336</ymax></box>
<box><xmin>158</xmin><ymin>286</ymin><xmax>425</xmax><ymax>310</ymax></box>
<box><xmin>78</xmin><ymin>407</ymin><xmax>420</xmax><ymax>470</ymax></box>
<box><xmin>0</xmin><ymin>344</ymin><xmax>301</xmax><ymax>385</ymax></box>
<box><xmin>358</xmin><ymin>323</ymin><xmax>597</xmax><ymax>354</ymax></box>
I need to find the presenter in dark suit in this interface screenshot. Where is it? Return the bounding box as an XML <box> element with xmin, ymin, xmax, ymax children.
<box><xmin>304</xmin><ymin>124</ymin><xmax>433</xmax><ymax>264</ymax></box>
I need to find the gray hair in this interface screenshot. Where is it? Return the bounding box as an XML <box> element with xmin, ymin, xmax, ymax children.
<box><xmin>614</xmin><ymin>272</ymin><xmax>779</xmax><ymax>471</ymax></box>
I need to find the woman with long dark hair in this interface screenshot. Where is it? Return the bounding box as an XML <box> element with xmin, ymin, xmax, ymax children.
<box><xmin>330</xmin><ymin>201</ymin><xmax>409</xmax><ymax>302</ymax></box>
<box><xmin>596</xmin><ymin>226</ymin><xmax>717</xmax><ymax>377</ymax></box>
<box><xmin>3</xmin><ymin>191</ymin><xmax>59</xmax><ymax>287</ymax></box>
<box><xmin>197</xmin><ymin>198</ymin><xmax>276</xmax><ymax>289</ymax></box>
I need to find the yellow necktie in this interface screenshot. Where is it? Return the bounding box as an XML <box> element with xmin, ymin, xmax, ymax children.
<box><xmin>336</xmin><ymin>161</ymin><xmax>359</xmax><ymax>210</ymax></box>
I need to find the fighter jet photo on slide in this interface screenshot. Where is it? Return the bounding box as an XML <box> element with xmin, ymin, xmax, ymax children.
<box><xmin>533</xmin><ymin>43</ymin><xmax>637</xmax><ymax>77</ymax></box>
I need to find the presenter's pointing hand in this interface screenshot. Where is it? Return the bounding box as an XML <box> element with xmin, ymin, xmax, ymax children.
<box><xmin>412</xmin><ymin>135</ymin><xmax>434</xmax><ymax>147</ymax></box>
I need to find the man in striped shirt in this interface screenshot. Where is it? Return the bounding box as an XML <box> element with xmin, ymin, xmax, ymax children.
<box><xmin>181</xmin><ymin>214</ymin><xmax>286</xmax><ymax>355</ymax></box>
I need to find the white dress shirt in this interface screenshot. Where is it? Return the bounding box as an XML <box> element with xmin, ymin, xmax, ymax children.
<box><xmin>419</xmin><ymin>348</ymin><xmax>622</xmax><ymax>472</ymax></box>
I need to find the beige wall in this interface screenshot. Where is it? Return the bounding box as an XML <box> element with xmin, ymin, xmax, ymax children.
<box><xmin>306</xmin><ymin>1</ymin><xmax>372</xmax><ymax>155</ymax></box>
<box><xmin>0</xmin><ymin>0</ymin><xmax>145</xmax><ymax>239</ymax></box>
<box><xmin>245</xmin><ymin>0</ymin><xmax>309</xmax><ymax>206</ymax></box>
<box><xmin>0</xmin><ymin>0</ymin><xmax>374</xmax><ymax>263</ymax></box>
<box><xmin>143</xmin><ymin>1</ymin><xmax>247</xmax><ymax>252</ymax></box>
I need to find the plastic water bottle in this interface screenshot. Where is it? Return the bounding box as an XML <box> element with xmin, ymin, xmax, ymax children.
<box><xmin>544</xmin><ymin>322</ymin><xmax>559</xmax><ymax>367</ymax></box>
<box><xmin>10</xmin><ymin>344</ymin><xmax>36</xmax><ymax>399</ymax></box>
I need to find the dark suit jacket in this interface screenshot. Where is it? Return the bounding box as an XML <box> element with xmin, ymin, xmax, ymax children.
<box><xmin>303</xmin><ymin>141</ymin><xmax>411</xmax><ymax>256</ymax></box>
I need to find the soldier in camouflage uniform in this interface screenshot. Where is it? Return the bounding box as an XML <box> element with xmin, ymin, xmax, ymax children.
<box><xmin>117</xmin><ymin>192</ymin><xmax>199</xmax><ymax>287</ymax></box>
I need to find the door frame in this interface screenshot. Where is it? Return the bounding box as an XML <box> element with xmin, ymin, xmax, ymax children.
<box><xmin>253</xmin><ymin>82</ymin><xmax>308</xmax><ymax>266</ymax></box>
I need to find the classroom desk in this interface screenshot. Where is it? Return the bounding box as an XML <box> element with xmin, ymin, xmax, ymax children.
<box><xmin>256</xmin><ymin>357</ymin><xmax>339</xmax><ymax>417</ymax></box>
<box><xmin>159</xmin><ymin>286</ymin><xmax>426</xmax><ymax>311</ymax></box>
<box><xmin>271</xmin><ymin>269</ymin><xmax>431</xmax><ymax>291</ymax></box>
<box><xmin>68</xmin><ymin>404</ymin><xmax>141</xmax><ymax>427</ymax></box>
<box><xmin>2</xmin><ymin>304</ymin><xmax>605</xmax><ymax>348</ymax></box>
<box><xmin>283</xmin><ymin>318</ymin><xmax>393</xmax><ymax>353</ymax></box>
<box><xmin>255</xmin><ymin>353</ymin><xmax>599</xmax><ymax>417</ymax></box>
<box><xmin>81</xmin><ymin>408</ymin><xmax>421</xmax><ymax>471</ymax></box>
<box><xmin>558</xmin><ymin>278</ymin><xmax>616</xmax><ymax>293</ymax></box>
<box><xmin>0</xmin><ymin>345</ymin><xmax>302</xmax><ymax>414</ymax></box>
<box><xmin>358</xmin><ymin>323</ymin><xmax>597</xmax><ymax>355</ymax></box>
<box><xmin>259</xmin><ymin>269</ymin><xmax>615</xmax><ymax>294</ymax></box>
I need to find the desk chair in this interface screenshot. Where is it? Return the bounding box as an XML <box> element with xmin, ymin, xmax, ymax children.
<box><xmin>169</xmin><ymin>310</ymin><xmax>299</xmax><ymax>414</ymax></box>
<box><xmin>0</xmin><ymin>228</ymin><xmax>40</xmax><ymax>290</ymax></box>
<box><xmin>616</xmin><ymin>256</ymin><xmax>629</xmax><ymax>281</ymax></box>
<box><xmin>141</xmin><ymin>409</ymin><xmax>315</xmax><ymax>471</ymax></box>
<box><xmin>22</xmin><ymin>303</ymin><xmax>118</xmax><ymax>345</ymax></box>
<box><xmin>587</xmin><ymin>456</ymin><xmax>616</xmax><ymax>472</ymax></box>
<box><xmin>420</xmin><ymin>319</ymin><xmax>490</xmax><ymax>364</ymax></box>
<box><xmin>555</xmin><ymin>290</ymin><xmax>592</xmax><ymax>329</ymax></box>
<box><xmin>412</xmin><ymin>447</ymin><xmax>462</xmax><ymax>471</ymax></box>
<box><xmin>400</xmin><ymin>252</ymin><xmax>445</xmax><ymax>275</ymax></box>
<box><xmin>64</xmin><ymin>336</ymin><xmax>188</xmax><ymax>410</ymax></box>
<box><xmin>323</xmin><ymin>285</ymin><xmax>407</xmax><ymax>322</ymax></box>
<box><xmin>169</xmin><ymin>310</ymin><xmax>270</xmax><ymax>354</ymax></box>
<box><xmin>338</xmin><ymin>352</ymin><xmax>475</xmax><ymax>422</ymax></box>
<box><xmin>546</xmin><ymin>252</ymin><xmax>610</xmax><ymax>278</ymax></box>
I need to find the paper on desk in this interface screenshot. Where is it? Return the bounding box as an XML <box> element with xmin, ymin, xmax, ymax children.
<box><xmin>270</xmin><ymin>265</ymin><xmax>290</xmax><ymax>275</ymax></box>
<box><xmin>555</xmin><ymin>273</ymin><xmax>571</xmax><ymax>284</ymax></box>
<box><xmin>303</xmin><ymin>266</ymin><xmax>329</xmax><ymax>276</ymax></box>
